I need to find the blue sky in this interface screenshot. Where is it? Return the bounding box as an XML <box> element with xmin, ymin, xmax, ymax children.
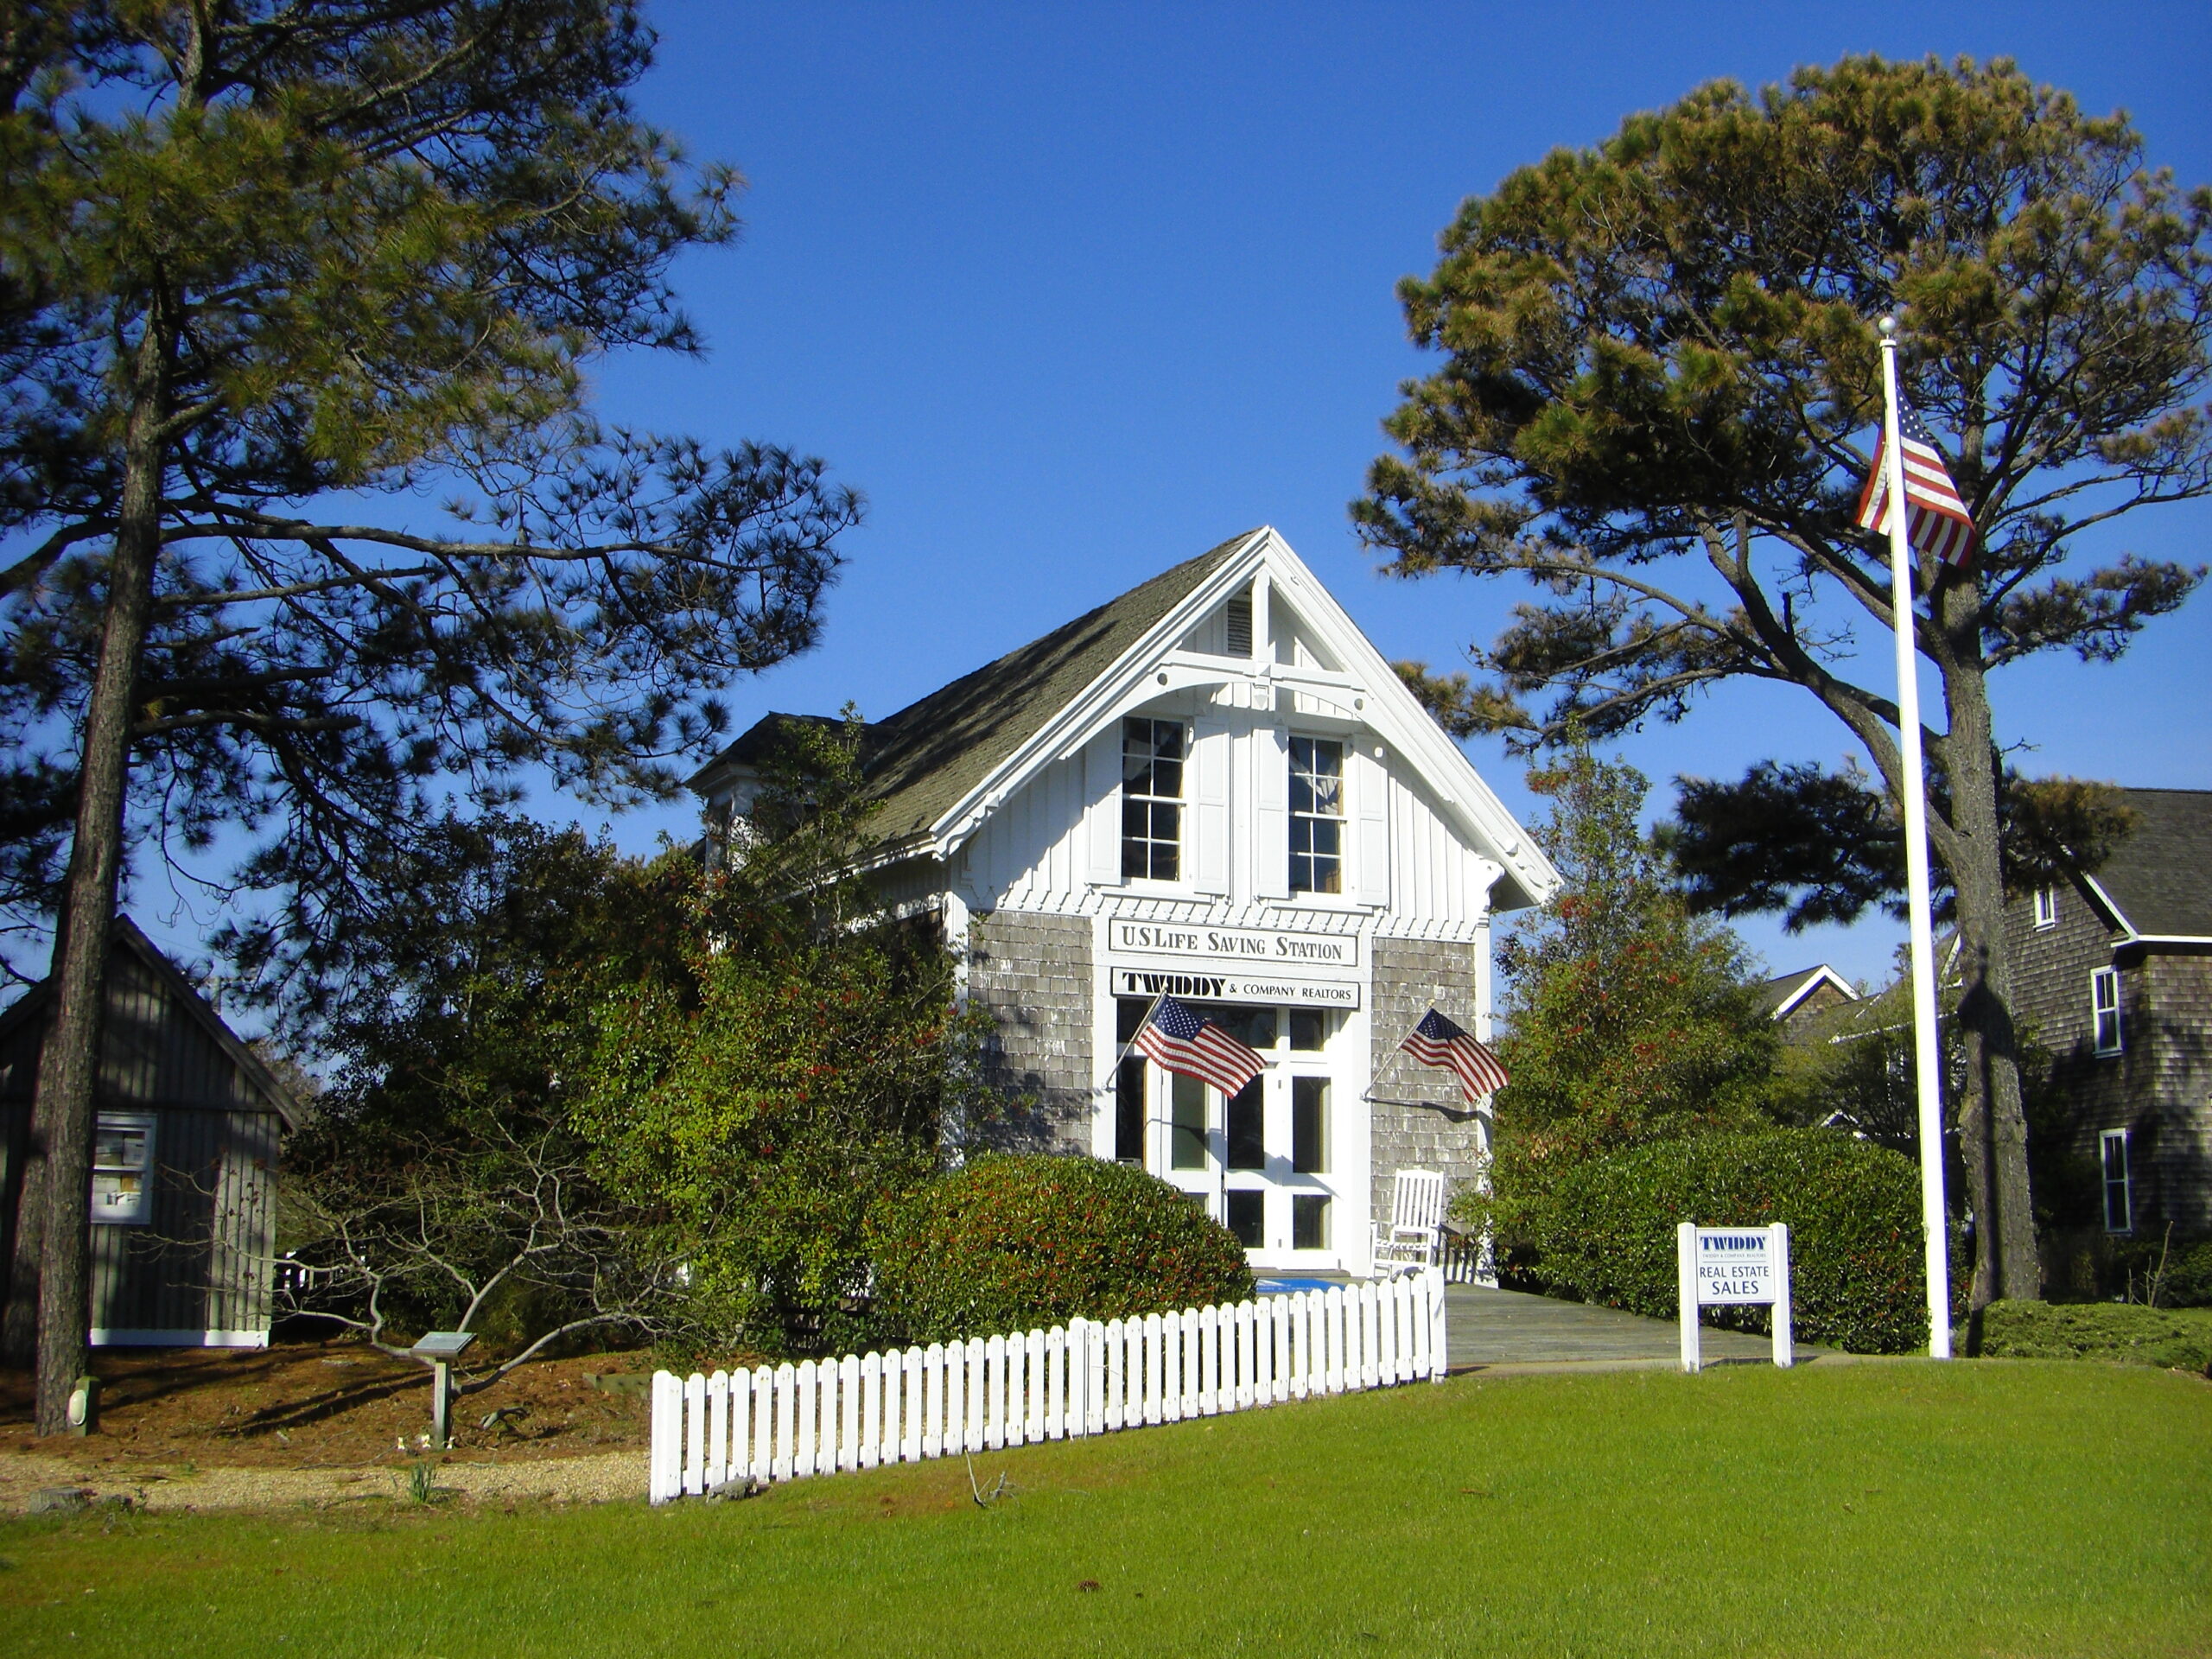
<box><xmin>123</xmin><ymin>2</ymin><xmax>2212</xmax><ymax>995</ymax></box>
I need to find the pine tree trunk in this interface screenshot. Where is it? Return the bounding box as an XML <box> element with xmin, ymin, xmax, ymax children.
<box><xmin>29</xmin><ymin>306</ymin><xmax>169</xmax><ymax>1433</ymax></box>
<box><xmin>1</xmin><ymin>905</ymin><xmax>67</xmax><ymax>1365</ymax></box>
<box><xmin>1936</xmin><ymin>621</ymin><xmax>2042</xmax><ymax>1313</ymax></box>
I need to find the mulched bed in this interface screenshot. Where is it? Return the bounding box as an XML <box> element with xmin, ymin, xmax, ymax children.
<box><xmin>0</xmin><ymin>1339</ymin><xmax>658</xmax><ymax>1472</ymax></box>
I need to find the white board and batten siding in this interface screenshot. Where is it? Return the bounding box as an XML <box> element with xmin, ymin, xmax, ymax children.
<box><xmin>650</xmin><ymin>1270</ymin><xmax>1448</xmax><ymax>1503</ymax></box>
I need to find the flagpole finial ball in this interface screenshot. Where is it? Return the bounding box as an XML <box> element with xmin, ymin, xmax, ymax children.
<box><xmin>1878</xmin><ymin>315</ymin><xmax>1898</xmax><ymax>338</ymax></box>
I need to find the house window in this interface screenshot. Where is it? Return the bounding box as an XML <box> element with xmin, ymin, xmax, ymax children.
<box><xmin>1291</xmin><ymin>1077</ymin><xmax>1328</xmax><ymax>1173</ymax></box>
<box><xmin>2092</xmin><ymin>967</ymin><xmax>2122</xmax><ymax>1055</ymax></box>
<box><xmin>1121</xmin><ymin>717</ymin><xmax>1184</xmax><ymax>881</ymax></box>
<box><xmin>1225</xmin><ymin>1078</ymin><xmax>1265</xmax><ymax>1171</ymax></box>
<box><xmin>1169</xmin><ymin>1073</ymin><xmax>1207</xmax><ymax>1170</ymax></box>
<box><xmin>2100</xmin><ymin>1128</ymin><xmax>2133</xmax><ymax>1234</ymax></box>
<box><xmin>1292</xmin><ymin>1193</ymin><xmax>1331</xmax><ymax>1250</ymax></box>
<box><xmin>2031</xmin><ymin>887</ymin><xmax>2057</xmax><ymax>930</ymax></box>
<box><xmin>1288</xmin><ymin>737</ymin><xmax>1344</xmax><ymax>894</ymax></box>
<box><xmin>91</xmin><ymin>1112</ymin><xmax>155</xmax><ymax>1225</ymax></box>
<box><xmin>1225</xmin><ymin>1189</ymin><xmax>1265</xmax><ymax>1248</ymax></box>
<box><xmin>1114</xmin><ymin>997</ymin><xmax>1148</xmax><ymax>1162</ymax></box>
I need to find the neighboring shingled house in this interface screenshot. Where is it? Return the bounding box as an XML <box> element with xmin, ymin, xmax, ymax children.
<box><xmin>691</xmin><ymin>528</ymin><xmax>1557</xmax><ymax>1275</ymax></box>
<box><xmin>1754</xmin><ymin>965</ymin><xmax>1859</xmax><ymax>1039</ymax></box>
<box><xmin>2005</xmin><ymin>788</ymin><xmax>2212</xmax><ymax>1251</ymax></box>
<box><xmin>0</xmin><ymin>918</ymin><xmax>298</xmax><ymax>1347</ymax></box>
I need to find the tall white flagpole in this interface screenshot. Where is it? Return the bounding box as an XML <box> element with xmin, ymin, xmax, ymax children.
<box><xmin>1878</xmin><ymin>315</ymin><xmax>1954</xmax><ymax>1360</ymax></box>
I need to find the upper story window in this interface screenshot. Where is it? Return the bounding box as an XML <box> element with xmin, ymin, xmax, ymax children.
<box><xmin>1289</xmin><ymin>736</ymin><xmax>1344</xmax><ymax>895</ymax></box>
<box><xmin>1121</xmin><ymin>716</ymin><xmax>1184</xmax><ymax>881</ymax></box>
<box><xmin>2091</xmin><ymin>966</ymin><xmax>2122</xmax><ymax>1055</ymax></box>
<box><xmin>2032</xmin><ymin>886</ymin><xmax>2058</xmax><ymax>930</ymax></box>
<box><xmin>2100</xmin><ymin>1128</ymin><xmax>2132</xmax><ymax>1234</ymax></box>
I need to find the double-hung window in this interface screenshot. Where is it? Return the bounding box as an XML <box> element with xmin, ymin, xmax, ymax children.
<box><xmin>2091</xmin><ymin>967</ymin><xmax>2122</xmax><ymax>1055</ymax></box>
<box><xmin>2100</xmin><ymin>1128</ymin><xmax>2132</xmax><ymax>1234</ymax></box>
<box><xmin>1289</xmin><ymin>737</ymin><xmax>1344</xmax><ymax>895</ymax></box>
<box><xmin>1121</xmin><ymin>717</ymin><xmax>1184</xmax><ymax>881</ymax></box>
<box><xmin>2031</xmin><ymin>887</ymin><xmax>2057</xmax><ymax>929</ymax></box>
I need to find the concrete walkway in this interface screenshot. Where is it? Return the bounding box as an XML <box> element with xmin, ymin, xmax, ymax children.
<box><xmin>1444</xmin><ymin>1283</ymin><xmax>1821</xmax><ymax>1370</ymax></box>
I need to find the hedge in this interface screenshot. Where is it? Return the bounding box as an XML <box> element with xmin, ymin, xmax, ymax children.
<box><xmin>1976</xmin><ymin>1300</ymin><xmax>2212</xmax><ymax>1373</ymax></box>
<box><xmin>1488</xmin><ymin>1129</ymin><xmax>1955</xmax><ymax>1353</ymax></box>
<box><xmin>870</xmin><ymin>1154</ymin><xmax>1254</xmax><ymax>1344</ymax></box>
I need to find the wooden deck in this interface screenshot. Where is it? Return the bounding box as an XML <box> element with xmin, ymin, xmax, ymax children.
<box><xmin>1444</xmin><ymin>1283</ymin><xmax>1821</xmax><ymax>1370</ymax></box>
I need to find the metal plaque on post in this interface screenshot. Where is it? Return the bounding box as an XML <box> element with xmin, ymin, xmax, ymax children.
<box><xmin>410</xmin><ymin>1332</ymin><xmax>477</xmax><ymax>1448</ymax></box>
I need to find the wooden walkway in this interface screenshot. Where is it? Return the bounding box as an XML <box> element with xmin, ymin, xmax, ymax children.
<box><xmin>1444</xmin><ymin>1283</ymin><xmax>1821</xmax><ymax>1370</ymax></box>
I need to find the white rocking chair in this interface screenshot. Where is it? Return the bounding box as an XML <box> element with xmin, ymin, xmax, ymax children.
<box><xmin>1370</xmin><ymin>1167</ymin><xmax>1447</xmax><ymax>1278</ymax></box>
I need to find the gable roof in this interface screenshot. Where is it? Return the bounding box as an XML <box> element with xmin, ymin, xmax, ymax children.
<box><xmin>2080</xmin><ymin>788</ymin><xmax>2212</xmax><ymax>940</ymax></box>
<box><xmin>0</xmin><ymin>917</ymin><xmax>301</xmax><ymax>1127</ymax></box>
<box><xmin>694</xmin><ymin>528</ymin><xmax>1559</xmax><ymax>912</ymax></box>
<box><xmin>1754</xmin><ymin>964</ymin><xmax>1859</xmax><ymax>1021</ymax></box>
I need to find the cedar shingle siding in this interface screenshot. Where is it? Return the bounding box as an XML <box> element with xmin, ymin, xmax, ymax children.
<box><xmin>2004</xmin><ymin>790</ymin><xmax>2212</xmax><ymax>1243</ymax></box>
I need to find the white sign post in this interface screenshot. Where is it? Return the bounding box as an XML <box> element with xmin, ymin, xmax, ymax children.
<box><xmin>1676</xmin><ymin>1224</ymin><xmax>1793</xmax><ymax>1373</ymax></box>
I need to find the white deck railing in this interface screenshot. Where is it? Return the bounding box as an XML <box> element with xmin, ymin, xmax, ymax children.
<box><xmin>650</xmin><ymin>1269</ymin><xmax>1446</xmax><ymax>1503</ymax></box>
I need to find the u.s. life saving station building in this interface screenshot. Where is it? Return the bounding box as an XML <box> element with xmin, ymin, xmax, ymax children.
<box><xmin>692</xmin><ymin>529</ymin><xmax>1558</xmax><ymax>1276</ymax></box>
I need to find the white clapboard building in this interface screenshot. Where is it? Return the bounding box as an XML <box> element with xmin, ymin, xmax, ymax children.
<box><xmin>691</xmin><ymin>528</ymin><xmax>1556</xmax><ymax>1274</ymax></box>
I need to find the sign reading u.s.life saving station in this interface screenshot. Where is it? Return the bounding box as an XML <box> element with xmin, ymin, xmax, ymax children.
<box><xmin>691</xmin><ymin>529</ymin><xmax>1560</xmax><ymax>1274</ymax></box>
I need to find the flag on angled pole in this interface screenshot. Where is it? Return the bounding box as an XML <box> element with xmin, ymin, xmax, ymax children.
<box><xmin>1399</xmin><ymin>1007</ymin><xmax>1509</xmax><ymax>1103</ymax></box>
<box><xmin>1854</xmin><ymin>396</ymin><xmax>1976</xmax><ymax>565</ymax></box>
<box><xmin>1135</xmin><ymin>995</ymin><xmax>1266</xmax><ymax>1096</ymax></box>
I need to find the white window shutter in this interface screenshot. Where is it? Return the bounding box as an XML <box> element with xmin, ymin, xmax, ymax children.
<box><xmin>1192</xmin><ymin>718</ymin><xmax>1230</xmax><ymax>895</ymax></box>
<box><xmin>1353</xmin><ymin>743</ymin><xmax>1390</xmax><ymax>906</ymax></box>
<box><xmin>1084</xmin><ymin>724</ymin><xmax>1123</xmax><ymax>886</ymax></box>
<box><xmin>1252</xmin><ymin>725</ymin><xmax>1288</xmax><ymax>899</ymax></box>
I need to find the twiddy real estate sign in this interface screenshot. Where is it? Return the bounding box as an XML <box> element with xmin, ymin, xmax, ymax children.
<box><xmin>1675</xmin><ymin>1224</ymin><xmax>1795</xmax><ymax>1374</ymax></box>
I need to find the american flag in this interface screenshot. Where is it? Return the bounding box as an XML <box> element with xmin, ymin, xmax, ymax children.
<box><xmin>1135</xmin><ymin>995</ymin><xmax>1266</xmax><ymax>1096</ymax></box>
<box><xmin>1855</xmin><ymin>398</ymin><xmax>1976</xmax><ymax>565</ymax></box>
<box><xmin>1399</xmin><ymin>1007</ymin><xmax>1509</xmax><ymax>1102</ymax></box>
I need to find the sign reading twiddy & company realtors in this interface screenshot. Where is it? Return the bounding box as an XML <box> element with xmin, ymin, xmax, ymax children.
<box><xmin>1675</xmin><ymin>1224</ymin><xmax>1795</xmax><ymax>1373</ymax></box>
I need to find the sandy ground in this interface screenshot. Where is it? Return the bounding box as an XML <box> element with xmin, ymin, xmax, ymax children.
<box><xmin>0</xmin><ymin>1446</ymin><xmax>645</xmax><ymax>1513</ymax></box>
<box><xmin>2</xmin><ymin>1340</ymin><xmax>665</xmax><ymax>1514</ymax></box>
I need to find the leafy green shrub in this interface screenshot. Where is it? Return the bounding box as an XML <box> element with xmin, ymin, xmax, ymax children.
<box><xmin>1977</xmin><ymin>1300</ymin><xmax>2212</xmax><ymax>1372</ymax></box>
<box><xmin>871</xmin><ymin>1154</ymin><xmax>1253</xmax><ymax>1344</ymax></box>
<box><xmin>1471</xmin><ymin>1129</ymin><xmax>1957</xmax><ymax>1353</ymax></box>
<box><xmin>2101</xmin><ymin>1233</ymin><xmax>2212</xmax><ymax>1308</ymax></box>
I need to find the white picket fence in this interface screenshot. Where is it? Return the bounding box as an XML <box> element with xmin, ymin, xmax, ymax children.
<box><xmin>649</xmin><ymin>1269</ymin><xmax>1447</xmax><ymax>1503</ymax></box>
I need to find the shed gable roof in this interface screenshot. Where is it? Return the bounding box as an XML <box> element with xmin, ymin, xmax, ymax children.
<box><xmin>0</xmin><ymin>918</ymin><xmax>301</xmax><ymax>1126</ymax></box>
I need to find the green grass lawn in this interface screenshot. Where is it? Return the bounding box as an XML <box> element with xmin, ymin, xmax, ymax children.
<box><xmin>2</xmin><ymin>1361</ymin><xmax>2206</xmax><ymax>1657</ymax></box>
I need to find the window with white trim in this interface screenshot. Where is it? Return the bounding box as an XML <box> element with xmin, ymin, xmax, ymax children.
<box><xmin>2031</xmin><ymin>886</ymin><xmax>2057</xmax><ymax>930</ymax></box>
<box><xmin>1120</xmin><ymin>716</ymin><xmax>1184</xmax><ymax>881</ymax></box>
<box><xmin>2091</xmin><ymin>967</ymin><xmax>2122</xmax><ymax>1055</ymax></box>
<box><xmin>2100</xmin><ymin>1128</ymin><xmax>2133</xmax><ymax>1234</ymax></box>
<box><xmin>91</xmin><ymin>1112</ymin><xmax>155</xmax><ymax>1225</ymax></box>
<box><xmin>1288</xmin><ymin>736</ymin><xmax>1344</xmax><ymax>895</ymax></box>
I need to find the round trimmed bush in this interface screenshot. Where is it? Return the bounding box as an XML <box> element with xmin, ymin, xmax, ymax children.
<box><xmin>870</xmin><ymin>1154</ymin><xmax>1253</xmax><ymax>1344</ymax></box>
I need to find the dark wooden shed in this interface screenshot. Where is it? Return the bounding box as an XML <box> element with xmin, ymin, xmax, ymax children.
<box><xmin>0</xmin><ymin>918</ymin><xmax>298</xmax><ymax>1347</ymax></box>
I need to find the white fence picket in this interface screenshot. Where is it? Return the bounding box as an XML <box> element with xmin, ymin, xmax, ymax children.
<box><xmin>650</xmin><ymin>1269</ymin><xmax>1451</xmax><ymax>1503</ymax></box>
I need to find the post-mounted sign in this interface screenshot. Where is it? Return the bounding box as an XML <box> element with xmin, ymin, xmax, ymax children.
<box><xmin>1676</xmin><ymin>1224</ymin><xmax>1793</xmax><ymax>1372</ymax></box>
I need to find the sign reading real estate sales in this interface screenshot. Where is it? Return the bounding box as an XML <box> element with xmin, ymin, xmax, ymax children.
<box><xmin>1692</xmin><ymin>1229</ymin><xmax>1779</xmax><ymax>1305</ymax></box>
<box><xmin>1675</xmin><ymin>1222</ymin><xmax>1794</xmax><ymax>1374</ymax></box>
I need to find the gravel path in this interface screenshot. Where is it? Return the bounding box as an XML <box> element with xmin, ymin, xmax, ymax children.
<box><xmin>0</xmin><ymin>1449</ymin><xmax>645</xmax><ymax>1514</ymax></box>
